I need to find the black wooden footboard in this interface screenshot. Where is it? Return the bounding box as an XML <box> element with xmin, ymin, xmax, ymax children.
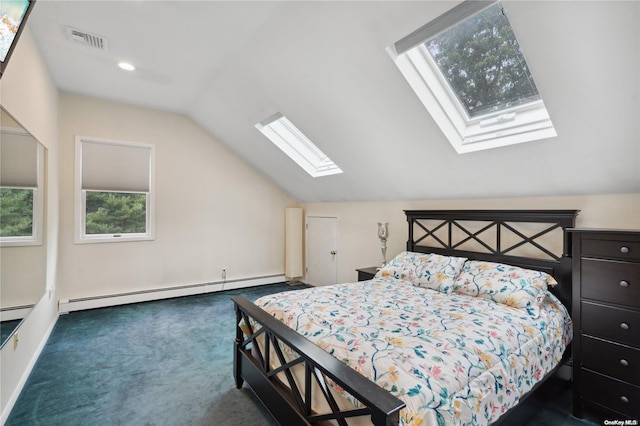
<box><xmin>233</xmin><ymin>296</ymin><xmax>405</xmax><ymax>426</ymax></box>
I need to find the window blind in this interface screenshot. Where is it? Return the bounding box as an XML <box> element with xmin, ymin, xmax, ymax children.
<box><xmin>393</xmin><ymin>0</ymin><xmax>494</xmax><ymax>55</ymax></box>
<box><xmin>81</xmin><ymin>140</ymin><xmax>151</xmax><ymax>192</ymax></box>
<box><xmin>1</xmin><ymin>132</ymin><xmax>39</xmax><ymax>188</ymax></box>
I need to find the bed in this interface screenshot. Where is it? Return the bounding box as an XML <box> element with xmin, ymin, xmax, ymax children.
<box><xmin>233</xmin><ymin>210</ymin><xmax>579</xmax><ymax>425</ymax></box>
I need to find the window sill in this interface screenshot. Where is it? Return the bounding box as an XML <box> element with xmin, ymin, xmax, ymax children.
<box><xmin>0</xmin><ymin>237</ymin><xmax>43</xmax><ymax>247</ymax></box>
<box><xmin>74</xmin><ymin>234</ymin><xmax>155</xmax><ymax>244</ymax></box>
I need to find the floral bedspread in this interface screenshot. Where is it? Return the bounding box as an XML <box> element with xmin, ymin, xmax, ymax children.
<box><xmin>253</xmin><ymin>278</ymin><xmax>572</xmax><ymax>426</ymax></box>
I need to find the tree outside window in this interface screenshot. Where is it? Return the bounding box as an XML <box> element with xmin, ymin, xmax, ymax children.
<box><xmin>85</xmin><ymin>191</ymin><xmax>146</xmax><ymax>235</ymax></box>
<box><xmin>426</xmin><ymin>3</ymin><xmax>540</xmax><ymax>118</ymax></box>
<box><xmin>0</xmin><ymin>188</ymin><xmax>34</xmax><ymax>237</ymax></box>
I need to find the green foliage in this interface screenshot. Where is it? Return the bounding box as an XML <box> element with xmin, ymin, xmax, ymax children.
<box><xmin>426</xmin><ymin>3</ymin><xmax>539</xmax><ymax>117</ymax></box>
<box><xmin>0</xmin><ymin>188</ymin><xmax>34</xmax><ymax>237</ymax></box>
<box><xmin>85</xmin><ymin>191</ymin><xmax>146</xmax><ymax>235</ymax></box>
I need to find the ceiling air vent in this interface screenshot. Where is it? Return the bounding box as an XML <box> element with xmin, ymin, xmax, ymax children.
<box><xmin>66</xmin><ymin>27</ymin><xmax>109</xmax><ymax>51</ymax></box>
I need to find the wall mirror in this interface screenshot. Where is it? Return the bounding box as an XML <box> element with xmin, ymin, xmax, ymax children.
<box><xmin>0</xmin><ymin>107</ymin><xmax>47</xmax><ymax>349</ymax></box>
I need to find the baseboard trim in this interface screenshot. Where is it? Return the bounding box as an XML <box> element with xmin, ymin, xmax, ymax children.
<box><xmin>58</xmin><ymin>274</ymin><xmax>286</xmax><ymax>313</ymax></box>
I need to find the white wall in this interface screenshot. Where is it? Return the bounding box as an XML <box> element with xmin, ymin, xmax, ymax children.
<box><xmin>303</xmin><ymin>193</ymin><xmax>640</xmax><ymax>284</ymax></box>
<box><xmin>57</xmin><ymin>93</ymin><xmax>296</xmax><ymax>301</ymax></box>
<box><xmin>0</xmin><ymin>27</ymin><xmax>60</xmax><ymax>422</ymax></box>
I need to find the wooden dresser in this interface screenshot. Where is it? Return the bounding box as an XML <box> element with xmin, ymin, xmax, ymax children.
<box><xmin>571</xmin><ymin>229</ymin><xmax>640</xmax><ymax>419</ymax></box>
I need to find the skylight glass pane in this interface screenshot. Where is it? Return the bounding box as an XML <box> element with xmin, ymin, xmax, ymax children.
<box><xmin>268</xmin><ymin>119</ymin><xmax>327</xmax><ymax>165</ymax></box>
<box><xmin>425</xmin><ymin>3</ymin><xmax>540</xmax><ymax>118</ymax></box>
<box><xmin>256</xmin><ymin>114</ymin><xmax>342</xmax><ymax>178</ymax></box>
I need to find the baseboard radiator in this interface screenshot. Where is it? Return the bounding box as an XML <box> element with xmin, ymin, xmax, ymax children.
<box><xmin>0</xmin><ymin>305</ymin><xmax>34</xmax><ymax>321</ymax></box>
<box><xmin>58</xmin><ymin>274</ymin><xmax>286</xmax><ymax>314</ymax></box>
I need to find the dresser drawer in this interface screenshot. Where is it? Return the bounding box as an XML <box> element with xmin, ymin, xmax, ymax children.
<box><xmin>582</xmin><ymin>301</ymin><xmax>640</xmax><ymax>347</ymax></box>
<box><xmin>582</xmin><ymin>238</ymin><xmax>640</xmax><ymax>262</ymax></box>
<box><xmin>581</xmin><ymin>369</ymin><xmax>640</xmax><ymax>418</ymax></box>
<box><xmin>582</xmin><ymin>259</ymin><xmax>640</xmax><ymax>307</ymax></box>
<box><xmin>582</xmin><ymin>335</ymin><xmax>640</xmax><ymax>386</ymax></box>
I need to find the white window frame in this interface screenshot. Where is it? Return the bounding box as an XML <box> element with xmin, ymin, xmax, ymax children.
<box><xmin>0</xmin><ymin>127</ymin><xmax>44</xmax><ymax>247</ymax></box>
<box><xmin>387</xmin><ymin>1</ymin><xmax>556</xmax><ymax>154</ymax></box>
<box><xmin>75</xmin><ymin>136</ymin><xmax>155</xmax><ymax>244</ymax></box>
<box><xmin>256</xmin><ymin>113</ymin><xmax>343</xmax><ymax>177</ymax></box>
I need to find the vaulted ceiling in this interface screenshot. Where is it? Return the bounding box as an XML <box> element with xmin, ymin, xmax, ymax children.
<box><xmin>28</xmin><ymin>1</ymin><xmax>639</xmax><ymax>203</ymax></box>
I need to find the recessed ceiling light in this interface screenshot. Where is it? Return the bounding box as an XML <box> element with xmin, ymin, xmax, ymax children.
<box><xmin>118</xmin><ymin>62</ymin><xmax>135</xmax><ymax>71</ymax></box>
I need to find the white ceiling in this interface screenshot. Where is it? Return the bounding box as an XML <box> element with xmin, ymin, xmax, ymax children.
<box><xmin>28</xmin><ymin>1</ymin><xmax>640</xmax><ymax>203</ymax></box>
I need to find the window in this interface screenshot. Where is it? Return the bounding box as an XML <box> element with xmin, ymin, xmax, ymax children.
<box><xmin>0</xmin><ymin>127</ymin><xmax>44</xmax><ymax>247</ymax></box>
<box><xmin>388</xmin><ymin>0</ymin><xmax>556</xmax><ymax>153</ymax></box>
<box><xmin>256</xmin><ymin>113</ymin><xmax>342</xmax><ymax>177</ymax></box>
<box><xmin>75</xmin><ymin>136</ymin><xmax>155</xmax><ymax>243</ymax></box>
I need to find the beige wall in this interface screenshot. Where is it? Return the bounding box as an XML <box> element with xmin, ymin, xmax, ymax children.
<box><xmin>303</xmin><ymin>193</ymin><xmax>640</xmax><ymax>284</ymax></box>
<box><xmin>57</xmin><ymin>93</ymin><xmax>296</xmax><ymax>300</ymax></box>
<box><xmin>0</xmin><ymin>27</ymin><xmax>60</xmax><ymax>421</ymax></box>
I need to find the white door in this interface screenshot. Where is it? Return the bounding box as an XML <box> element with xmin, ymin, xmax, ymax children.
<box><xmin>305</xmin><ymin>216</ymin><xmax>338</xmax><ymax>286</ymax></box>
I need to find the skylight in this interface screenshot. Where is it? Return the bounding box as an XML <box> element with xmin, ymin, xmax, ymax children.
<box><xmin>388</xmin><ymin>0</ymin><xmax>556</xmax><ymax>153</ymax></box>
<box><xmin>256</xmin><ymin>113</ymin><xmax>342</xmax><ymax>177</ymax></box>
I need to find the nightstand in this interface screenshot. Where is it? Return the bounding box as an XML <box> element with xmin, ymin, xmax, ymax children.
<box><xmin>356</xmin><ymin>266</ymin><xmax>378</xmax><ymax>281</ymax></box>
<box><xmin>571</xmin><ymin>229</ymin><xmax>640</xmax><ymax>420</ymax></box>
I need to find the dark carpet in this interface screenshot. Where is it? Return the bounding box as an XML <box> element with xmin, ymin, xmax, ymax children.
<box><xmin>1</xmin><ymin>319</ymin><xmax>22</xmax><ymax>347</ymax></box>
<box><xmin>7</xmin><ymin>283</ymin><xmax>605</xmax><ymax>426</ymax></box>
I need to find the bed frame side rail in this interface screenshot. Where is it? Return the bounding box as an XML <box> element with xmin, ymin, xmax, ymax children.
<box><xmin>233</xmin><ymin>296</ymin><xmax>405</xmax><ymax>426</ymax></box>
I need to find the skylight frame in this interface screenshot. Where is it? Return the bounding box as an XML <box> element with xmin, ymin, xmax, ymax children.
<box><xmin>256</xmin><ymin>113</ymin><xmax>343</xmax><ymax>178</ymax></box>
<box><xmin>388</xmin><ymin>0</ymin><xmax>556</xmax><ymax>154</ymax></box>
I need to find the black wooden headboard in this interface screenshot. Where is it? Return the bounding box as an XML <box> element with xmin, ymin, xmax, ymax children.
<box><xmin>405</xmin><ymin>210</ymin><xmax>579</xmax><ymax>311</ymax></box>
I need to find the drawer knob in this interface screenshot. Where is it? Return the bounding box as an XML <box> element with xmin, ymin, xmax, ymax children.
<box><xmin>620</xmin><ymin>246</ymin><xmax>630</xmax><ymax>254</ymax></box>
<box><xmin>620</xmin><ymin>359</ymin><xmax>629</xmax><ymax>367</ymax></box>
<box><xmin>620</xmin><ymin>322</ymin><xmax>630</xmax><ymax>330</ymax></box>
<box><xmin>620</xmin><ymin>280</ymin><xmax>629</xmax><ymax>287</ymax></box>
<box><xmin>620</xmin><ymin>396</ymin><xmax>629</xmax><ymax>404</ymax></box>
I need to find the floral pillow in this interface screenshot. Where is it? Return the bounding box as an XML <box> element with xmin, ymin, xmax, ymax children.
<box><xmin>452</xmin><ymin>260</ymin><xmax>558</xmax><ymax>317</ymax></box>
<box><xmin>375</xmin><ymin>251</ymin><xmax>467</xmax><ymax>293</ymax></box>
<box><xmin>374</xmin><ymin>251</ymin><xmax>429</xmax><ymax>284</ymax></box>
<box><xmin>413</xmin><ymin>253</ymin><xmax>467</xmax><ymax>293</ymax></box>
